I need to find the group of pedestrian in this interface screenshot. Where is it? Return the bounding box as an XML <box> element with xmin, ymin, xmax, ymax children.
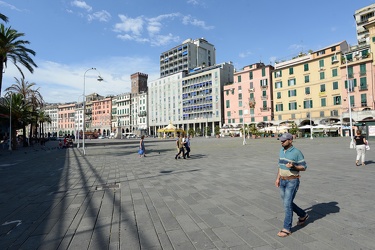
<box><xmin>175</xmin><ymin>133</ymin><xmax>190</xmax><ymax>159</ymax></box>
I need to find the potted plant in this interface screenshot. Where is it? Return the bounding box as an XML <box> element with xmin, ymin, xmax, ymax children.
<box><xmin>187</xmin><ymin>127</ymin><xmax>195</xmax><ymax>137</ymax></box>
<box><xmin>289</xmin><ymin>122</ymin><xmax>298</xmax><ymax>139</ymax></box>
<box><xmin>214</xmin><ymin>125</ymin><xmax>221</xmax><ymax>138</ymax></box>
<box><xmin>249</xmin><ymin>124</ymin><xmax>258</xmax><ymax>139</ymax></box>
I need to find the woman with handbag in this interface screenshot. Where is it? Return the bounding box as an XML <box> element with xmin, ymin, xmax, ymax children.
<box><xmin>354</xmin><ymin>130</ymin><xmax>367</xmax><ymax>166</ymax></box>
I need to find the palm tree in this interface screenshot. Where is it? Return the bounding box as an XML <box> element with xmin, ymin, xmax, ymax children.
<box><xmin>0</xmin><ymin>13</ymin><xmax>8</xmax><ymax>23</ymax></box>
<box><xmin>0</xmin><ymin>92</ymin><xmax>31</xmax><ymax>149</ymax></box>
<box><xmin>0</xmin><ymin>24</ymin><xmax>37</xmax><ymax>96</ymax></box>
<box><xmin>5</xmin><ymin>77</ymin><xmax>44</xmax><ymax>145</ymax></box>
<box><xmin>37</xmin><ymin>110</ymin><xmax>51</xmax><ymax>138</ymax></box>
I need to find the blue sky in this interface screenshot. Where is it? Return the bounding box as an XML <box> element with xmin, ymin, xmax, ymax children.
<box><xmin>0</xmin><ymin>0</ymin><xmax>373</xmax><ymax>103</ymax></box>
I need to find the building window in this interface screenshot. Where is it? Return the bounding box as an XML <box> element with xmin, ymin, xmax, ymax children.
<box><xmin>304</xmin><ymin>64</ymin><xmax>309</xmax><ymax>71</ymax></box>
<box><xmin>320</xmin><ymin>111</ymin><xmax>325</xmax><ymax>117</ymax></box>
<box><xmin>333</xmin><ymin>96</ymin><xmax>341</xmax><ymax>105</ymax></box>
<box><xmin>260</xmin><ymin>79</ymin><xmax>268</xmax><ymax>87</ymax></box>
<box><xmin>320</xmin><ymin>84</ymin><xmax>326</xmax><ymax>92</ymax></box>
<box><xmin>288</xmin><ymin>89</ymin><xmax>297</xmax><ymax>97</ymax></box>
<box><xmin>277</xmin><ymin>92</ymin><xmax>281</xmax><ymax>99</ymax></box>
<box><xmin>275</xmin><ymin>70</ymin><xmax>282</xmax><ymax>78</ymax></box>
<box><xmin>262</xmin><ymin>68</ymin><xmax>266</xmax><ymax>77</ymax></box>
<box><xmin>321</xmin><ymin>98</ymin><xmax>326</xmax><ymax>107</ymax></box>
<box><xmin>345</xmin><ymin>79</ymin><xmax>357</xmax><ymax>91</ymax></box>
<box><xmin>289</xmin><ymin>68</ymin><xmax>294</xmax><ymax>75</ymax></box>
<box><xmin>289</xmin><ymin>102</ymin><xmax>297</xmax><ymax>110</ymax></box>
<box><xmin>238</xmin><ymin>93</ymin><xmax>242</xmax><ymax>100</ymax></box>
<box><xmin>288</xmin><ymin>78</ymin><xmax>296</xmax><ymax>86</ymax></box>
<box><xmin>320</xmin><ymin>72</ymin><xmax>325</xmax><ymax>80</ymax></box>
<box><xmin>332</xmin><ymin>68</ymin><xmax>338</xmax><ymax>77</ymax></box>
<box><xmin>249</xmin><ymin>71</ymin><xmax>253</xmax><ymax>80</ymax></box>
<box><xmin>238</xmin><ymin>85</ymin><xmax>242</xmax><ymax>90</ymax></box>
<box><xmin>227</xmin><ymin>111</ymin><xmax>231</xmax><ymax>117</ymax></box>
<box><xmin>360</xmin><ymin>64</ymin><xmax>366</xmax><ymax>76</ymax></box>
<box><xmin>361</xmin><ymin>94</ymin><xmax>367</xmax><ymax>107</ymax></box>
<box><xmin>239</xmin><ymin>101</ymin><xmax>242</xmax><ymax>107</ymax></box>
<box><xmin>275</xmin><ymin>81</ymin><xmax>282</xmax><ymax>89</ymax></box>
<box><xmin>238</xmin><ymin>75</ymin><xmax>241</xmax><ymax>83</ymax></box>
<box><xmin>304</xmin><ymin>75</ymin><xmax>310</xmax><ymax>83</ymax></box>
<box><xmin>226</xmin><ymin>100</ymin><xmax>230</xmax><ymax>108</ymax></box>
<box><xmin>332</xmin><ymin>81</ymin><xmax>338</xmax><ymax>90</ymax></box>
<box><xmin>276</xmin><ymin>104</ymin><xmax>283</xmax><ymax>111</ymax></box>
<box><xmin>360</xmin><ymin>77</ymin><xmax>367</xmax><ymax>90</ymax></box>
<box><xmin>350</xmin><ymin>96</ymin><xmax>355</xmax><ymax>107</ymax></box>
<box><xmin>305</xmin><ymin>87</ymin><xmax>310</xmax><ymax>95</ymax></box>
<box><xmin>303</xmin><ymin>100</ymin><xmax>313</xmax><ymax>109</ymax></box>
<box><xmin>319</xmin><ymin>59</ymin><xmax>324</xmax><ymax>68</ymax></box>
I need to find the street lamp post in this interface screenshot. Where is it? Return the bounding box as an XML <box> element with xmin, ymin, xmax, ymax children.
<box><xmin>344</xmin><ymin>52</ymin><xmax>354</xmax><ymax>148</ymax></box>
<box><xmin>82</xmin><ymin>68</ymin><xmax>103</xmax><ymax>155</ymax></box>
<box><xmin>9</xmin><ymin>94</ymin><xmax>12</xmax><ymax>151</ymax></box>
<box><xmin>309</xmin><ymin>99</ymin><xmax>313</xmax><ymax>140</ymax></box>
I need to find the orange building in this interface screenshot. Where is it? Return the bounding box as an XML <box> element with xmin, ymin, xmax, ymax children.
<box><xmin>58</xmin><ymin>103</ymin><xmax>76</xmax><ymax>137</ymax></box>
<box><xmin>91</xmin><ymin>97</ymin><xmax>112</xmax><ymax>136</ymax></box>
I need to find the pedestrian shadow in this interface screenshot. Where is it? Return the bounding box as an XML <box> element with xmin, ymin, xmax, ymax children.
<box><xmin>303</xmin><ymin>201</ymin><xmax>340</xmax><ymax>225</ymax></box>
<box><xmin>365</xmin><ymin>160</ymin><xmax>374</xmax><ymax>165</ymax></box>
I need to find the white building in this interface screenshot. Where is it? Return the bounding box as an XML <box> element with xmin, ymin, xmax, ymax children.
<box><xmin>131</xmin><ymin>91</ymin><xmax>148</xmax><ymax>135</ymax></box>
<box><xmin>354</xmin><ymin>3</ymin><xmax>375</xmax><ymax>45</ymax></box>
<box><xmin>159</xmin><ymin>38</ymin><xmax>216</xmax><ymax>78</ymax></box>
<box><xmin>149</xmin><ymin>62</ymin><xmax>234</xmax><ymax>136</ymax></box>
<box><xmin>42</xmin><ymin>104</ymin><xmax>59</xmax><ymax>137</ymax></box>
<box><xmin>112</xmin><ymin>93</ymin><xmax>132</xmax><ymax>138</ymax></box>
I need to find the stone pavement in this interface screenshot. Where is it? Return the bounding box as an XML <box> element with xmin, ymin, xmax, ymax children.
<box><xmin>0</xmin><ymin>137</ymin><xmax>374</xmax><ymax>250</ymax></box>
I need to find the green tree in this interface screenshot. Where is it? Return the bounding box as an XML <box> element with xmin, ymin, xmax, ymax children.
<box><xmin>0</xmin><ymin>92</ymin><xmax>31</xmax><ymax>149</ymax></box>
<box><xmin>0</xmin><ymin>24</ymin><xmax>37</xmax><ymax>96</ymax></box>
<box><xmin>6</xmin><ymin>77</ymin><xmax>44</xmax><ymax>145</ymax></box>
<box><xmin>0</xmin><ymin>13</ymin><xmax>9</xmax><ymax>23</ymax></box>
<box><xmin>37</xmin><ymin>110</ymin><xmax>51</xmax><ymax>138</ymax></box>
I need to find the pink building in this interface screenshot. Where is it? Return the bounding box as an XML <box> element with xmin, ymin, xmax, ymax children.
<box><xmin>58</xmin><ymin>103</ymin><xmax>76</xmax><ymax>137</ymax></box>
<box><xmin>91</xmin><ymin>97</ymin><xmax>112</xmax><ymax>136</ymax></box>
<box><xmin>223</xmin><ymin>63</ymin><xmax>274</xmax><ymax>126</ymax></box>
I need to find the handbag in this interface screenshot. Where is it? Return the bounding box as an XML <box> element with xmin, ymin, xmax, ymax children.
<box><xmin>138</xmin><ymin>149</ymin><xmax>144</xmax><ymax>154</ymax></box>
<box><xmin>366</xmin><ymin>143</ymin><xmax>370</xmax><ymax>151</ymax></box>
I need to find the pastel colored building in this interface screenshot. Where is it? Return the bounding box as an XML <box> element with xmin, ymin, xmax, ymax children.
<box><xmin>223</xmin><ymin>63</ymin><xmax>274</xmax><ymax>126</ymax></box>
<box><xmin>58</xmin><ymin>103</ymin><xmax>76</xmax><ymax>137</ymax></box>
<box><xmin>91</xmin><ymin>97</ymin><xmax>112</xmax><ymax>136</ymax></box>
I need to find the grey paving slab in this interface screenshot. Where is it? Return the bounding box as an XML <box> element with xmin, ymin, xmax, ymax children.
<box><xmin>1</xmin><ymin>137</ymin><xmax>375</xmax><ymax>249</ymax></box>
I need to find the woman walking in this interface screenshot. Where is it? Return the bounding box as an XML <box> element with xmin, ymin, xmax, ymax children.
<box><xmin>139</xmin><ymin>135</ymin><xmax>146</xmax><ymax>157</ymax></box>
<box><xmin>354</xmin><ymin>130</ymin><xmax>367</xmax><ymax>166</ymax></box>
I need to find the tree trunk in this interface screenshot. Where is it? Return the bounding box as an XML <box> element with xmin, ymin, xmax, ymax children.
<box><xmin>22</xmin><ymin>124</ymin><xmax>28</xmax><ymax>147</ymax></box>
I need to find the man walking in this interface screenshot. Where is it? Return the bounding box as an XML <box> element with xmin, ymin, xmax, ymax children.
<box><xmin>184</xmin><ymin>134</ymin><xmax>191</xmax><ymax>158</ymax></box>
<box><xmin>175</xmin><ymin>134</ymin><xmax>185</xmax><ymax>159</ymax></box>
<box><xmin>275</xmin><ymin>133</ymin><xmax>309</xmax><ymax>237</ymax></box>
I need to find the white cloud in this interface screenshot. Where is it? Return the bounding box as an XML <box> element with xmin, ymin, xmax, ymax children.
<box><xmin>182</xmin><ymin>15</ymin><xmax>213</xmax><ymax>30</ymax></box>
<box><xmin>239</xmin><ymin>50</ymin><xmax>252</xmax><ymax>58</ymax></box>
<box><xmin>288</xmin><ymin>43</ymin><xmax>305</xmax><ymax>52</ymax></box>
<box><xmin>2</xmin><ymin>57</ymin><xmax>160</xmax><ymax>103</ymax></box>
<box><xmin>0</xmin><ymin>1</ymin><xmax>22</xmax><ymax>11</ymax></box>
<box><xmin>114</xmin><ymin>13</ymin><xmax>212</xmax><ymax>46</ymax></box>
<box><xmin>88</xmin><ymin>10</ymin><xmax>111</xmax><ymax>22</ymax></box>
<box><xmin>114</xmin><ymin>15</ymin><xmax>144</xmax><ymax>36</ymax></box>
<box><xmin>71</xmin><ymin>0</ymin><xmax>92</xmax><ymax>12</ymax></box>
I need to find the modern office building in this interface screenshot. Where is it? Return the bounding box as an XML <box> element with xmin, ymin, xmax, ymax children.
<box><xmin>354</xmin><ymin>3</ymin><xmax>375</xmax><ymax>46</ymax></box>
<box><xmin>223</xmin><ymin>63</ymin><xmax>274</xmax><ymax>127</ymax></box>
<box><xmin>182</xmin><ymin>62</ymin><xmax>234</xmax><ymax>136</ymax></box>
<box><xmin>159</xmin><ymin>38</ymin><xmax>216</xmax><ymax>78</ymax></box>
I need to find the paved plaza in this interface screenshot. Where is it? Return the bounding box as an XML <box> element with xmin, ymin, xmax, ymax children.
<box><xmin>0</xmin><ymin>136</ymin><xmax>375</xmax><ymax>250</ymax></box>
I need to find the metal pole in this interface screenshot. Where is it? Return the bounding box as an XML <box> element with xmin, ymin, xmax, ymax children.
<box><xmin>82</xmin><ymin>67</ymin><xmax>103</xmax><ymax>155</ymax></box>
<box><xmin>9</xmin><ymin>94</ymin><xmax>12</xmax><ymax>151</ymax></box>
<box><xmin>310</xmin><ymin>100</ymin><xmax>313</xmax><ymax>140</ymax></box>
<box><xmin>345</xmin><ymin>53</ymin><xmax>354</xmax><ymax>148</ymax></box>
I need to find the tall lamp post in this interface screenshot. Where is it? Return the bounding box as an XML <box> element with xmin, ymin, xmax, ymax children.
<box><xmin>8</xmin><ymin>93</ymin><xmax>12</xmax><ymax>151</ymax></box>
<box><xmin>344</xmin><ymin>52</ymin><xmax>354</xmax><ymax>148</ymax></box>
<box><xmin>309</xmin><ymin>98</ymin><xmax>313</xmax><ymax>140</ymax></box>
<box><xmin>82</xmin><ymin>68</ymin><xmax>103</xmax><ymax>155</ymax></box>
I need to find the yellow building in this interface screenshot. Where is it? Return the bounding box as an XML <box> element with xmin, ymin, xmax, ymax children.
<box><xmin>272</xmin><ymin>41</ymin><xmax>350</xmax><ymax>126</ymax></box>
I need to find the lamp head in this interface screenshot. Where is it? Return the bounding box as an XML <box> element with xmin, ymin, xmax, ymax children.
<box><xmin>97</xmin><ymin>76</ymin><xmax>104</xmax><ymax>82</ymax></box>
